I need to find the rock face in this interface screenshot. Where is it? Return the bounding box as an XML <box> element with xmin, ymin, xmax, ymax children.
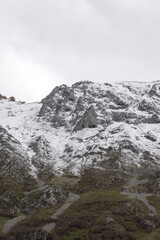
<box><xmin>138</xmin><ymin>99</ymin><xmax>159</xmax><ymax>114</ymax></box>
<box><xmin>38</xmin><ymin>80</ymin><xmax>160</xmax><ymax>129</ymax></box>
<box><xmin>148</xmin><ymin>82</ymin><xmax>160</xmax><ymax>97</ymax></box>
<box><xmin>0</xmin><ymin>126</ymin><xmax>37</xmax><ymax>216</ymax></box>
<box><xmin>39</xmin><ymin>85</ymin><xmax>76</xmax><ymax>127</ymax></box>
<box><xmin>9</xmin><ymin>96</ymin><xmax>15</xmax><ymax>102</ymax></box>
<box><xmin>1</xmin><ymin>80</ymin><xmax>160</xmax><ymax>239</ymax></box>
<box><xmin>149</xmin><ymin>114</ymin><xmax>160</xmax><ymax>123</ymax></box>
<box><xmin>73</xmin><ymin>105</ymin><xmax>97</xmax><ymax>131</ymax></box>
<box><xmin>0</xmin><ymin>94</ymin><xmax>7</xmax><ymax>100</ymax></box>
<box><xmin>0</xmin><ymin>80</ymin><xmax>160</xmax><ymax>176</ymax></box>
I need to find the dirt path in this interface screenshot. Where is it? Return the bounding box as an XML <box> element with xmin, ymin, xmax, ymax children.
<box><xmin>122</xmin><ymin>176</ymin><xmax>156</xmax><ymax>216</ymax></box>
<box><xmin>3</xmin><ymin>179</ymin><xmax>47</xmax><ymax>233</ymax></box>
<box><xmin>24</xmin><ymin>184</ymin><xmax>49</xmax><ymax>196</ymax></box>
<box><xmin>3</xmin><ymin>193</ymin><xmax>80</xmax><ymax>234</ymax></box>
<box><xmin>3</xmin><ymin>216</ymin><xmax>26</xmax><ymax>233</ymax></box>
<box><xmin>24</xmin><ymin>179</ymin><xmax>46</xmax><ymax>196</ymax></box>
<box><xmin>125</xmin><ymin>177</ymin><xmax>148</xmax><ymax>188</ymax></box>
<box><xmin>3</xmin><ymin>178</ymin><xmax>80</xmax><ymax>234</ymax></box>
<box><xmin>43</xmin><ymin>193</ymin><xmax>80</xmax><ymax>233</ymax></box>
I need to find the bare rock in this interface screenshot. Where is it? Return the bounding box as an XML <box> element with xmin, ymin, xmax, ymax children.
<box><xmin>0</xmin><ymin>94</ymin><xmax>7</xmax><ymax>100</ymax></box>
<box><xmin>73</xmin><ymin>106</ymin><xmax>97</xmax><ymax>131</ymax></box>
<box><xmin>149</xmin><ymin>114</ymin><xmax>160</xmax><ymax>124</ymax></box>
<box><xmin>9</xmin><ymin>96</ymin><xmax>15</xmax><ymax>102</ymax></box>
<box><xmin>148</xmin><ymin>83</ymin><xmax>160</xmax><ymax>97</ymax></box>
<box><xmin>11</xmin><ymin>229</ymin><xmax>48</xmax><ymax>240</ymax></box>
<box><xmin>138</xmin><ymin>99</ymin><xmax>158</xmax><ymax>114</ymax></box>
<box><xmin>145</xmin><ymin>132</ymin><xmax>157</xmax><ymax>142</ymax></box>
<box><xmin>39</xmin><ymin>85</ymin><xmax>75</xmax><ymax>118</ymax></box>
<box><xmin>105</xmin><ymin>217</ymin><xmax>114</xmax><ymax>224</ymax></box>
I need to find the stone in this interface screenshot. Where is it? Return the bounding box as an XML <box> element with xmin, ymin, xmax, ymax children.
<box><xmin>74</xmin><ymin>97</ymin><xmax>84</xmax><ymax>112</ymax></box>
<box><xmin>39</xmin><ymin>85</ymin><xmax>75</xmax><ymax>117</ymax></box>
<box><xmin>138</xmin><ymin>99</ymin><xmax>158</xmax><ymax>114</ymax></box>
<box><xmin>105</xmin><ymin>217</ymin><xmax>114</xmax><ymax>224</ymax></box>
<box><xmin>148</xmin><ymin>83</ymin><xmax>160</xmax><ymax>97</ymax></box>
<box><xmin>73</xmin><ymin>105</ymin><xmax>97</xmax><ymax>131</ymax></box>
<box><xmin>9</xmin><ymin>96</ymin><xmax>15</xmax><ymax>101</ymax></box>
<box><xmin>145</xmin><ymin>132</ymin><xmax>157</xmax><ymax>142</ymax></box>
<box><xmin>149</xmin><ymin>114</ymin><xmax>160</xmax><ymax>124</ymax></box>
<box><xmin>0</xmin><ymin>94</ymin><xmax>7</xmax><ymax>100</ymax></box>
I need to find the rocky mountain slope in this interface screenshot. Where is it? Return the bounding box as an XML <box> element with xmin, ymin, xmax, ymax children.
<box><xmin>1</xmin><ymin>80</ymin><xmax>160</xmax><ymax>239</ymax></box>
<box><xmin>0</xmin><ymin>80</ymin><xmax>160</xmax><ymax>177</ymax></box>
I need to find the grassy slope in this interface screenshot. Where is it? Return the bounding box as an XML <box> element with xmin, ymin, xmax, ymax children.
<box><xmin>48</xmin><ymin>169</ymin><xmax>160</xmax><ymax>240</ymax></box>
<box><xmin>1</xmin><ymin>169</ymin><xmax>160</xmax><ymax>240</ymax></box>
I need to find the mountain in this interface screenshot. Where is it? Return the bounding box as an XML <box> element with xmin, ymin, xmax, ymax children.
<box><xmin>1</xmin><ymin>80</ymin><xmax>160</xmax><ymax>239</ymax></box>
<box><xmin>0</xmin><ymin>80</ymin><xmax>160</xmax><ymax>175</ymax></box>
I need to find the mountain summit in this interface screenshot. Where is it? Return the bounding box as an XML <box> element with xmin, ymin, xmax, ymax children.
<box><xmin>0</xmin><ymin>80</ymin><xmax>160</xmax><ymax>176</ymax></box>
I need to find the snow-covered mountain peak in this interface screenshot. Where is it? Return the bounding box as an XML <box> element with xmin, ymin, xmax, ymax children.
<box><xmin>0</xmin><ymin>80</ymin><xmax>160</xmax><ymax>175</ymax></box>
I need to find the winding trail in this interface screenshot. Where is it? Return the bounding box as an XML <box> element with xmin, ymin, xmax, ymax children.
<box><xmin>3</xmin><ymin>216</ymin><xmax>26</xmax><ymax>233</ymax></box>
<box><xmin>24</xmin><ymin>179</ymin><xmax>46</xmax><ymax>196</ymax></box>
<box><xmin>3</xmin><ymin>179</ymin><xmax>46</xmax><ymax>233</ymax></box>
<box><xmin>43</xmin><ymin>193</ymin><xmax>80</xmax><ymax>233</ymax></box>
<box><xmin>3</xmin><ymin>192</ymin><xmax>80</xmax><ymax>234</ymax></box>
<box><xmin>121</xmin><ymin>176</ymin><xmax>156</xmax><ymax>216</ymax></box>
<box><xmin>3</xmin><ymin>177</ymin><xmax>80</xmax><ymax>234</ymax></box>
<box><xmin>5</xmin><ymin>176</ymin><xmax>156</xmax><ymax>233</ymax></box>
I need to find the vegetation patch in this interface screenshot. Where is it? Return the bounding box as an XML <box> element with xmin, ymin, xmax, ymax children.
<box><xmin>1</xmin><ymin>169</ymin><xmax>160</xmax><ymax>240</ymax></box>
<box><xmin>47</xmin><ymin>169</ymin><xmax>160</xmax><ymax>240</ymax></box>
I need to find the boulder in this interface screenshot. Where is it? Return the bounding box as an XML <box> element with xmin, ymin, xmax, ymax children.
<box><xmin>149</xmin><ymin>114</ymin><xmax>160</xmax><ymax>124</ymax></box>
<box><xmin>148</xmin><ymin>83</ymin><xmax>160</xmax><ymax>97</ymax></box>
<box><xmin>39</xmin><ymin>85</ymin><xmax>75</xmax><ymax>117</ymax></box>
<box><xmin>9</xmin><ymin>96</ymin><xmax>15</xmax><ymax>101</ymax></box>
<box><xmin>0</xmin><ymin>94</ymin><xmax>7</xmax><ymax>100</ymax></box>
<box><xmin>138</xmin><ymin>99</ymin><xmax>158</xmax><ymax>114</ymax></box>
<box><xmin>73</xmin><ymin>106</ymin><xmax>97</xmax><ymax>131</ymax></box>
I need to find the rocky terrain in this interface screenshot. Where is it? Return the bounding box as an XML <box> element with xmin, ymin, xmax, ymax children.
<box><xmin>0</xmin><ymin>80</ymin><xmax>160</xmax><ymax>239</ymax></box>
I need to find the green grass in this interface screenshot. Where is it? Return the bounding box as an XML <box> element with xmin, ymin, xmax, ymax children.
<box><xmin>0</xmin><ymin>216</ymin><xmax>10</xmax><ymax>233</ymax></box>
<box><xmin>2</xmin><ymin>168</ymin><xmax>160</xmax><ymax>240</ymax></box>
<box><xmin>147</xmin><ymin>195</ymin><xmax>160</xmax><ymax>214</ymax></box>
<box><xmin>32</xmin><ymin>201</ymin><xmax>65</xmax><ymax>221</ymax></box>
<box><xmin>52</xmin><ymin>187</ymin><xmax>153</xmax><ymax>240</ymax></box>
<box><xmin>141</xmin><ymin>228</ymin><xmax>160</xmax><ymax>240</ymax></box>
<box><xmin>47</xmin><ymin>169</ymin><xmax>160</xmax><ymax>240</ymax></box>
<box><xmin>76</xmin><ymin>168</ymin><xmax>128</xmax><ymax>192</ymax></box>
<box><xmin>62</xmin><ymin>229</ymin><xmax>88</xmax><ymax>240</ymax></box>
<box><xmin>77</xmin><ymin>189</ymin><xmax>126</xmax><ymax>204</ymax></box>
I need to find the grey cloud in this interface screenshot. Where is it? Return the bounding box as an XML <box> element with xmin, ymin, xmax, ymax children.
<box><xmin>0</xmin><ymin>0</ymin><xmax>160</xmax><ymax>101</ymax></box>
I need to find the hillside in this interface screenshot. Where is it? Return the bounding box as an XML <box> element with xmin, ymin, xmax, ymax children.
<box><xmin>0</xmin><ymin>80</ymin><xmax>160</xmax><ymax>239</ymax></box>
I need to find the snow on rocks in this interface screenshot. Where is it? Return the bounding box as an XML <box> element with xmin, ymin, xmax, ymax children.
<box><xmin>0</xmin><ymin>80</ymin><xmax>160</xmax><ymax>176</ymax></box>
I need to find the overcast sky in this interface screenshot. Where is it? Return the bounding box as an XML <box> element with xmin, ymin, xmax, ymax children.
<box><xmin>0</xmin><ymin>0</ymin><xmax>160</xmax><ymax>102</ymax></box>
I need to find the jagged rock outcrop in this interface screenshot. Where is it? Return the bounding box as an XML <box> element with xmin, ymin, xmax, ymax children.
<box><xmin>138</xmin><ymin>99</ymin><xmax>159</xmax><ymax>114</ymax></box>
<box><xmin>148</xmin><ymin>82</ymin><xmax>160</xmax><ymax>97</ymax></box>
<box><xmin>0</xmin><ymin>126</ymin><xmax>37</xmax><ymax>215</ymax></box>
<box><xmin>21</xmin><ymin>185</ymin><xmax>64</xmax><ymax>214</ymax></box>
<box><xmin>39</xmin><ymin>84</ymin><xmax>76</xmax><ymax>127</ymax></box>
<box><xmin>73</xmin><ymin>105</ymin><xmax>97</xmax><ymax>131</ymax></box>
<box><xmin>9</xmin><ymin>96</ymin><xmax>15</xmax><ymax>101</ymax></box>
<box><xmin>38</xmin><ymin>81</ymin><xmax>160</xmax><ymax>129</ymax></box>
<box><xmin>112</xmin><ymin>111</ymin><xmax>137</xmax><ymax>123</ymax></box>
<box><xmin>1</xmin><ymin>80</ymin><xmax>160</xmax><ymax>176</ymax></box>
<box><xmin>0</xmin><ymin>94</ymin><xmax>7</xmax><ymax>100</ymax></box>
<box><xmin>148</xmin><ymin>114</ymin><xmax>160</xmax><ymax>123</ymax></box>
<box><xmin>104</xmin><ymin>91</ymin><xmax>128</xmax><ymax>109</ymax></box>
<box><xmin>1</xmin><ymin>80</ymin><xmax>160</xmax><ymax>239</ymax></box>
